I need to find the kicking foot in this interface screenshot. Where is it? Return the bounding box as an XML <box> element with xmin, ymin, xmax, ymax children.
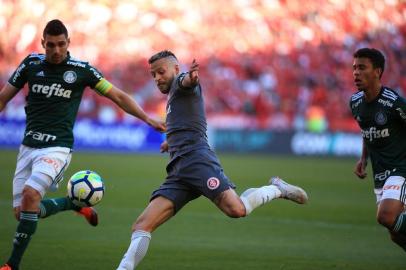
<box><xmin>270</xmin><ymin>177</ymin><xmax>308</xmax><ymax>204</ymax></box>
<box><xmin>76</xmin><ymin>207</ymin><xmax>98</xmax><ymax>226</ymax></box>
<box><xmin>0</xmin><ymin>264</ymin><xmax>13</xmax><ymax>270</ymax></box>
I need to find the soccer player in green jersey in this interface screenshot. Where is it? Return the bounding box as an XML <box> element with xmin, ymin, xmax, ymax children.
<box><xmin>350</xmin><ymin>48</ymin><xmax>406</xmax><ymax>251</ymax></box>
<box><xmin>0</xmin><ymin>19</ymin><xmax>165</xmax><ymax>270</ymax></box>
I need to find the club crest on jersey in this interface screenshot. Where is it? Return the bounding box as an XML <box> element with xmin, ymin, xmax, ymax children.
<box><xmin>63</xmin><ymin>71</ymin><xmax>77</xmax><ymax>83</ymax></box>
<box><xmin>207</xmin><ymin>177</ymin><xmax>220</xmax><ymax>190</ymax></box>
<box><xmin>374</xmin><ymin>111</ymin><xmax>387</xmax><ymax>125</ymax></box>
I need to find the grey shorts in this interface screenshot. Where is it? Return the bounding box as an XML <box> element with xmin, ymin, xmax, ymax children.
<box><xmin>150</xmin><ymin>149</ymin><xmax>236</xmax><ymax>213</ymax></box>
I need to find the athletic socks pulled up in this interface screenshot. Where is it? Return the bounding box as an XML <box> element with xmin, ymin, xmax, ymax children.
<box><xmin>6</xmin><ymin>211</ymin><xmax>38</xmax><ymax>269</ymax></box>
<box><xmin>117</xmin><ymin>230</ymin><xmax>151</xmax><ymax>270</ymax></box>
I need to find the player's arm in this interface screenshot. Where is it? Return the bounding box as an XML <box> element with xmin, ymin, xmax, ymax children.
<box><xmin>394</xmin><ymin>96</ymin><xmax>406</xmax><ymax>125</ymax></box>
<box><xmin>0</xmin><ymin>83</ymin><xmax>20</xmax><ymax>113</ymax></box>
<box><xmin>180</xmin><ymin>59</ymin><xmax>199</xmax><ymax>88</ymax></box>
<box><xmin>104</xmin><ymin>85</ymin><xmax>166</xmax><ymax>132</ymax></box>
<box><xmin>354</xmin><ymin>139</ymin><xmax>368</xmax><ymax>179</ymax></box>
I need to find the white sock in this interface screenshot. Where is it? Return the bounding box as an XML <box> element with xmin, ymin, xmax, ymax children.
<box><xmin>117</xmin><ymin>230</ymin><xmax>151</xmax><ymax>270</ymax></box>
<box><xmin>240</xmin><ymin>185</ymin><xmax>281</xmax><ymax>215</ymax></box>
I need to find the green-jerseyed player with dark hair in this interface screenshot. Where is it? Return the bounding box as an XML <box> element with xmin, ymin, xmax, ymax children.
<box><xmin>350</xmin><ymin>47</ymin><xmax>406</xmax><ymax>252</ymax></box>
<box><xmin>0</xmin><ymin>19</ymin><xmax>166</xmax><ymax>270</ymax></box>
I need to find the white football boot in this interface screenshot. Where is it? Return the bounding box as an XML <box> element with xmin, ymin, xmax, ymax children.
<box><xmin>270</xmin><ymin>177</ymin><xmax>308</xmax><ymax>204</ymax></box>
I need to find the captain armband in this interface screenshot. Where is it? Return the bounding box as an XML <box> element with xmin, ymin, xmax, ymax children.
<box><xmin>94</xmin><ymin>78</ymin><xmax>113</xmax><ymax>95</ymax></box>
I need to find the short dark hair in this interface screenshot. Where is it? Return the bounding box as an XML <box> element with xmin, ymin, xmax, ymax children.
<box><xmin>148</xmin><ymin>50</ymin><xmax>177</xmax><ymax>64</ymax></box>
<box><xmin>43</xmin><ymin>19</ymin><xmax>68</xmax><ymax>38</ymax></box>
<box><xmin>353</xmin><ymin>48</ymin><xmax>385</xmax><ymax>78</ymax></box>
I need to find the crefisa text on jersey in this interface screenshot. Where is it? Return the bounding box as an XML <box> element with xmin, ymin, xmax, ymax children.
<box><xmin>31</xmin><ymin>83</ymin><xmax>72</xmax><ymax>98</ymax></box>
<box><xmin>361</xmin><ymin>126</ymin><xmax>389</xmax><ymax>142</ymax></box>
<box><xmin>378</xmin><ymin>98</ymin><xmax>393</xmax><ymax>107</ymax></box>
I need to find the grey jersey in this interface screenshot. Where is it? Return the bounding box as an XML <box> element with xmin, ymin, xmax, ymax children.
<box><xmin>166</xmin><ymin>73</ymin><xmax>209</xmax><ymax>158</ymax></box>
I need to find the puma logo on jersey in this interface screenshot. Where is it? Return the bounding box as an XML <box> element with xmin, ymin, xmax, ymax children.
<box><xmin>361</xmin><ymin>127</ymin><xmax>389</xmax><ymax>142</ymax></box>
<box><xmin>25</xmin><ymin>130</ymin><xmax>57</xmax><ymax>142</ymax></box>
<box><xmin>32</xmin><ymin>83</ymin><xmax>72</xmax><ymax>98</ymax></box>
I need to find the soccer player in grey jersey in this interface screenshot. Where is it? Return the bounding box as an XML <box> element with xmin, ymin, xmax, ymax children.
<box><xmin>350</xmin><ymin>48</ymin><xmax>406</xmax><ymax>251</ymax></box>
<box><xmin>0</xmin><ymin>20</ymin><xmax>165</xmax><ymax>270</ymax></box>
<box><xmin>116</xmin><ymin>50</ymin><xmax>308</xmax><ymax>270</ymax></box>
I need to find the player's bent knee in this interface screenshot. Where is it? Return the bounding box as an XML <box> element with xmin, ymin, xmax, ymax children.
<box><xmin>377</xmin><ymin>211</ymin><xmax>397</xmax><ymax>229</ymax></box>
<box><xmin>21</xmin><ymin>187</ymin><xmax>42</xmax><ymax>209</ymax></box>
<box><xmin>225</xmin><ymin>205</ymin><xmax>246</xmax><ymax>218</ymax></box>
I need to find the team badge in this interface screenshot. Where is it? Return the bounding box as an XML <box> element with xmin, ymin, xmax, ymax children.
<box><xmin>63</xmin><ymin>71</ymin><xmax>77</xmax><ymax>83</ymax></box>
<box><xmin>374</xmin><ymin>111</ymin><xmax>387</xmax><ymax>125</ymax></box>
<box><xmin>207</xmin><ymin>177</ymin><xmax>220</xmax><ymax>190</ymax></box>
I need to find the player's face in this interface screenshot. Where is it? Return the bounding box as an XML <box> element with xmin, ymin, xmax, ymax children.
<box><xmin>150</xmin><ymin>58</ymin><xmax>179</xmax><ymax>94</ymax></box>
<box><xmin>42</xmin><ymin>34</ymin><xmax>70</xmax><ymax>64</ymax></box>
<box><xmin>352</xmin><ymin>57</ymin><xmax>381</xmax><ymax>91</ymax></box>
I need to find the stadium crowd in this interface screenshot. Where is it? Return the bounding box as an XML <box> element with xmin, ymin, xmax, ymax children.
<box><xmin>1</xmin><ymin>0</ymin><xmax>405</xmax><ymax>132</ymax></box>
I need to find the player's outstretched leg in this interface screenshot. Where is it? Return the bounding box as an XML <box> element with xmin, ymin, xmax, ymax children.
<box><xmin>239</xmin><ymin>185</ymin><xmax>282</xmax><ymax>215</ymax></box>
<box><xmin>270</xmin><ymin>177</ymin><xmax>308</xmax><ymax>204</ymax></box>
<box><xmin>39</xmin><ymin>197</ymin><xmax>98</xmax><ymax>226</ymax></box>
<box><xmin>239</xmin><ymin>177</ymin><xmax>308</xmax><ymax>216</ymax></box>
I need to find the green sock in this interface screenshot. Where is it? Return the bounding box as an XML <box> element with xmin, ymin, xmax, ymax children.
<box><xmin>7</xmin><ymin>211</ymin><xmax>38</xmax><ymax>269</ymax></box>
<box><xmin>38</xmin><ymin>197</ymin><xmax>80</xmax><ymax>218</ymax></box>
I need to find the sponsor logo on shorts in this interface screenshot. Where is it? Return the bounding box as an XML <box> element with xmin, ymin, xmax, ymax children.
<box><xmin>207</xmin><ymin>177</ymin><xmax>220</xmax><ymax>190</ymax></box>
<box><xmin>40</xmin><ymin>157</ymin><xmax>60</xmax><ymax>170</ymax></box>
<box><xmin>383</xmin><ymin>184</ymin><xmax>401</xmax><ymax>191</ymax></box>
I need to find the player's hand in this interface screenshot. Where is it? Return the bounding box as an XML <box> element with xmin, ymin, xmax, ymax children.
<box><xmin>160</xmin><ymin>140</ymin><xmax>169</xmax><ymax>153</ymax></box>
<box><xmin>147</xmin><ymin>117</ymin><xmax>166</xmax><ymax>132</ymax></box>
<box><xmin>354</xmin><ymin>158</ymin><xmax>367</xmax><ymax>179</ymax></box>
<box><xmin>188</xmin><ymin>59</ymin><xmax>199</xmax><ymax>85</ymax></box>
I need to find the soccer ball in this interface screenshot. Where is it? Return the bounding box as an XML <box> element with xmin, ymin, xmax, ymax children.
<box><xmin>67</xmin><ymin>170</ymin><xmax>105</xmax><ymax>207</ymax></box>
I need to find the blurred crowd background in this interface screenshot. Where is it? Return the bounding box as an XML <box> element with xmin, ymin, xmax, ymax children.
<box><xmin>1</xmin><ymin>0</ymin><xmax>405</xmax><ymax>132</ymax></box>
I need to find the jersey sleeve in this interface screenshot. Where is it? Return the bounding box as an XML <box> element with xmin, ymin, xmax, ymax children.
<box><xmin>175</xmin><ymin>72</ymin><xmax>200</xmax><ymax>95</ymax></box>
<box><xmin>84</xmin><ymin>64</ymin><xmax>113</xmax><ymax>96</ymax></box>
<box><xmin>348</xmin><ymin>98</ymin><xmax>355</xmax><ymax>118</ymax></box>
<box><xmin>394</xmin><ymin>95</ymin><xmax>406</xmax><ymax>124</ymax></box>
<box><xmin>8</xmin><ymin>55</ymin><xmax>30</xmax><ymax>89</ymax></box>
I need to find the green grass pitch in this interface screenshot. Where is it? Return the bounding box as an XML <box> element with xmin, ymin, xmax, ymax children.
<box><xmin>0</xmin><ymin>149</ymin><xmax>405</xmax><ymax>270</ymax></box>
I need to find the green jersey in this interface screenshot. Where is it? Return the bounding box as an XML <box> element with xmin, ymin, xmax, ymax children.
<box><xmin>350</xmin><ymin>87</ymin><xmax>406</xmax><ymax>188</ymax></box>
<box><xmin>8</xmin><ymin>52</ymin><xmax>112</xmax><ymax>149</ymax></box>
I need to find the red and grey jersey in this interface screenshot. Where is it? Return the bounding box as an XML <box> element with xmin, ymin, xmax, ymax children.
<box><xmin>8</xmin><ymin>52</ymin><xmax>113</xmax><ymax>149</ymax></box>
<box><xmin>349</xmin><ymin>87</ymin><xmax>406</xmax><ymax>188</ymax></box>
